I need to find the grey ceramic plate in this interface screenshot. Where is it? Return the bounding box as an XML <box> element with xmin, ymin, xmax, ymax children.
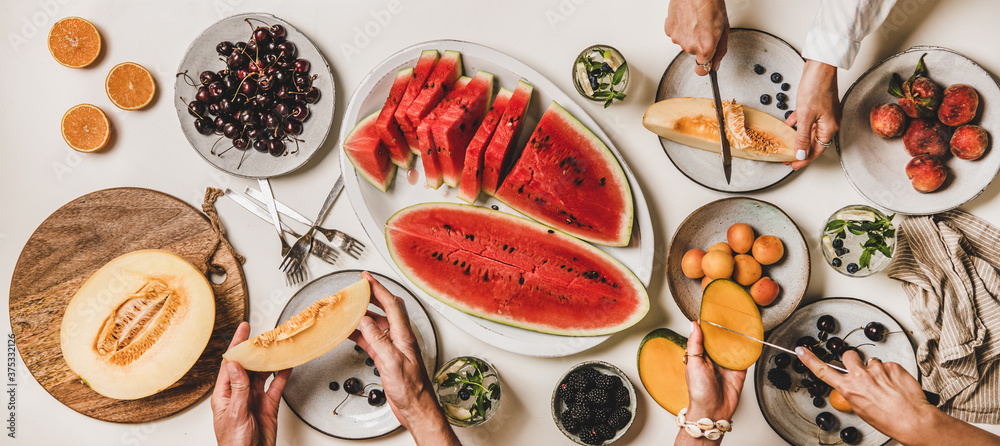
<box><xmin>279</xmin><ymin>270</ymin><xmax>437</xmax><ymax>440</ymax></box>
<box><xmin>173</xmin><ymin>13</ymin><xmax>335</xmax><ymax>178</ymax></box>
<box><xmin>655</xmin><ymin>28</ymin><xmax>803</xmax><ymax>192</ymax></box>
<box><xmin>551</xmin><ymin>361</ymin><xmax>638</xmax><ymax>445</ymax></box>
<box><xmin>838</xmin><ymin>46</ymin><xmax>1000</xmax><ymax>215</ymax></box>
<box><xmin>753</xmin><ymin>298</ymin><xmax>918</xmax><ymax>446</ymax></box>
<box><xmin>666</xmin><ymin>197</ymin><xmax>810</xmax><ymax>331</ymax></box>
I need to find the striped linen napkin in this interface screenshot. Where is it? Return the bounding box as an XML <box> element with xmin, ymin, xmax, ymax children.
<box><xmin>886</xmin><ymin>209</ymin><xmax>1000</xmax><ymax>423</ymax></box>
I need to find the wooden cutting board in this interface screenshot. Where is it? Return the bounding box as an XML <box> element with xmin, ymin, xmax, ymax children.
<box><xmin>9</xmin><ymin>187</ymin><xmax>248</xmax><ymax>423</ymax></box>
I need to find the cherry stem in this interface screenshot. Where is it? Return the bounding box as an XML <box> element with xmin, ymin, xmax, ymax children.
<box><xmin>210</xmin><ymin>136</ymin><xmax>227</xmax><ymax>155</ymax></box>
<box><xmin>175</xmin><ymin>70</ymin><xmax>198</xmax><ymax>87</ymax></box>
<box><xmin>180</xmin><ymin>96</ymin><xmax>203</xmax><ymax>120</ymax></box>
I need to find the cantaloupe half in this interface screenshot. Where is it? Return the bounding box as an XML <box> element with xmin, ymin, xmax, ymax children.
<box><xmin>637</xmin><ymin>328</ymin><xmax>689</xmax><ymax>415</ymax></box>
<box><xmin>224</xmin><ymin>279</ymin><xmax>370</xmax><ymax>372</ymax></box>
<box><xmin>643</xmin><ymin>97</ymin><xmax>797</xmax><ymax>162</ymax></box>
<box><xmin>60</xmin><ymin>250</ymin><xmax>216</xmax><ymax>400</ymax></box>
<box><xmin>699</xmin><ymin>279</ymin><xmax>764</xmax><ymax>370</ymax></box>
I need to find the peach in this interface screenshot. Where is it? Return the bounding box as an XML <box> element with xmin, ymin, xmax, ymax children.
<box><xmin>905</xmin><ymin>155</ymin><xmax>947</xmax><ymax>193</ymax></box>
<box><xmin>750</xmin><ymin>277</ymin><xmax>780</xmax><ymax>306</ymax></box>
<box><xmin>898</xmin><ymin>77</ymin><xmax>942</xmax><ymax>118</ymax></box>
<box><xmin>950</xmin><ymin>124</ymin><xmax>989</xmax><ymax>161</ymax></box>
<box><xmin>727</xmin><ymin>223</ymin><xmax>755</xmax><ymax>254</ymax></box>
<box><xmin>752</xmin><ymin>235</ymin><xmax>784</xmax><ymax>265</ymax></box>
<box><xmin>732</xmin><ymin>254</ymin><xmax>762</xmax><ymax>286</ymax></box>
<box><xmin>869</xmin><ymin>103</ymin><xmax>908</xmax><ymax>138</ymax></box>
<box><xmin>903</xmin><ymin>119</ymin><xmax>950</xmax><ymax>158</ymax></box>
<box><xmin>938</xmin><ymin>84</ymin><xmax>979</xmax><ymax>127</ymax></box>
<box><xmin>701</xmin><ymin>250</ymin><xmax>734</xmax><ymax>280</ymax></box>
<box><xmin>681</xmin><ymin>249</ymin><xmax>706</xmax><ymax>279</ymax></box>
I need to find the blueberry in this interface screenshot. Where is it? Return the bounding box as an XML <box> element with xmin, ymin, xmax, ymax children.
<box><xmin>781</xmin><ymin>82</ymin><xmax>791</xmax><ymax>91</ymax></box>
<box><xmin>813</xmin><ymin>396</ymin><xmax>826</xmax><ymax>408</ymax></box>
<box><xmin>373</xmin><ymin>367</ymin><xmax>380</xmax><ymax>377</ymax></box>
<box><xmin>784</xmin><ymin>110</ymin><xmax>793</xmax><ymax>119</ymax></box>
<box><xmin>328</xmin><ymin>381</ymin><xmax>339</xmax><ymax>391</ymax></box>
<box><xmin>601</xmin><ymin>62</ymin><xmax>612</xmax><ymax>73</ymax></box>
<box><xmin>831</xmin><ymin>258</ymin><xmax>842</xmax><ymax>267</ymax></box>
<box><xmin>354</xmin><ymin>344</ymin><xmax>363</xmax><ymax>353</ymax></box>
<box><xmin>776</xmin><ymin>101</ymin><xmax>788</xmax><ymax>110</ymax></box>
<box><xmin>365</xmin><ymin>358</ymin><xmax>375</xmax><ymax>367</ymax></box>
<box><xmin>776</xmin><ymin>92</ymin><xmax>788</xmax><ymax>102</ymax></box>
<box><xmin>770</xmin><ymin>72</ymin><xmax>783</xmax><ymax>83</ymax></box>
<box><xmin>832</xmin><ymin>238</ymin><xmax>844</xmax><ymax>249</ymax></box>
<box><xmin>754</xmin><ymin>64</ymin><xmax>765</xmax><ymax>75</ymax></box>
<box><xmin>459</xmin><ymin>389</ymin><xmax>471</xmax><ymax>400</ymax></box>
<box><xmin>588</xmin><ymin>75</ymin><xmax>599</xmax><ymax>91</ymax></box>
<box><xmin>760</xmin><ymin>94</ymin><xmax>772</xmax><ymax>105</ymax></box>
<box><xmin>847</xmin><ymin>263</ymin><xmax>860</xmax><ymax>274</ymax></box>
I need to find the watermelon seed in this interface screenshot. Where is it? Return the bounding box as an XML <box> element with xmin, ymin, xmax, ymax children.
<box><xmin>584</xmin><ymin>271</ymin><xmax>599</xmax><ymax>280</ymax></box>
<box><xmin>509</xmin><ymin>247</ymin><xmax>515</xmax><ymax>253</ymax></box>
<box><xmin>444</xmin><ymin>224</ymin><xmax>452</xmax><ymax>230</ymax></box>
<box><xmin>613</xmin><ymin>283</ymin><xmax>618</xmax><ymax>288</ymax></box>
<box><xmin>453</xmin><ymin>260</ymin><xmax>459</xmax><ymax>266</ymax></box>
<box><xmin>560</xmin><ymin>265</ymin><xmax>565</xmax><ymax>269</ymax></box>
<box><xmin>491</xmin><ymin>205</ymin><xmax>499</xmax><ymax>210</ymax></box>
<box><xmin>431</xmin><ymin>251</ymin><xmax>438</xmax><ymax>258</ymax></box>
<box><xmin>483</xmin><ymin>272</ymin><xmax>489</xmax><ymax>281</ymax></box>
<box><xmin>461</xmin><ymin>261</ymin><xmax>466</xmax><ymax>267</ymax></box>
<box><xmin>464</xmin><ymin>266</ymin><xmax>471</xmax><ymax>275</ymax></box>
<box><xmin>465</xmin><ymin>234</ymin><xmax>475</xmax><ymax>241</ymax></box>
<box><xmin>567</xmin><ymin>268</ymin><xmax>573</xmax><ymax>272</ymax></box>
<box><xmin>519</xmin><ymin>277</ymin><xmax>525</xmax><ymax>285</ymax></box>
<box><xmin>600</xmin><ymin>178</ymin><xmax>606</xmax><ymax>186</ymax></box>
<box><xmin>547</xmin><ymin>230</ymin><xmax>554</xmax><ymax>234</ymax></box>
<box><xmin>503</xmin><ymin>244</ymin><xmax>508</xmax><ymax>250</ymax></box>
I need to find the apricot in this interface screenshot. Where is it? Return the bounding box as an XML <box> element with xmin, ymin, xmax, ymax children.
<box><xmin>702</xmin><ymin>275</ymin><xmax>712</xmax><ymax>291</ymax></box>
<box><xmin>829</xmin><ymin>389</ymin><xmax>853</xmax><ymax>413</ymax></box>
<box><xmin>701</xmin><ymin>250</ymin><xmax>734</xmax><ymax>280</ymax></box>
<box><xmin>707</xmin><ymin>242</ymin><xmax>732</xmax><ymax>256</ymax></box>
<box><xmin>898</xmin><ymin>76</ymin><xmax>942</xmax><ymax>119</ymax></box>
<box><xmin>681</xmin><ymin>249</ymin><xmax>707</xmax><ymax>279</ymax></box>
<box><xmin>903</xmin><ymin>119</ymin><xmax>950</xmax><ymax>158</ymax></box>
<box><xmin>905</xmin><ymin>154</ymin><xmax>947</xmax><ymax>193</ymax></box>
<box><xmin>950</xmin><ymin>124</ymin><xmax>989</xmax><ymax>161</ymax></box>
<box><xmin>732</xmin><ymin>254</ymin><xmax>762</xmax><ymax>286</ymax></box>
<box><xmin>750</xmin><ymin>277</ymin><xmax>780</xmax><ymax>306</ymax></box>
<box><xmin>938</xmin><ymin>84</ymin><xmax>979</xmax><ymax>127</ymax></box>
<box><xmin>869</xmin><ymin>103</ymin><xmax>908</xmax><ymax>138</ymax></box>
<box><xmin>727</xmin><ymin>223</ymin><xmax>755</xmax><ymax>254</ymax></box>
<box><xmin>751</xmin><ymin>235</ymin><xmax>784</xmax><ymax>265</ymax></box>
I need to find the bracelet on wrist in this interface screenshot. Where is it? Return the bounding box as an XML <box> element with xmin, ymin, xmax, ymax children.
<box><xmin>676</xmin><ymin>407</ymin><xmax>732</xmax><ymax>440</ymax></box>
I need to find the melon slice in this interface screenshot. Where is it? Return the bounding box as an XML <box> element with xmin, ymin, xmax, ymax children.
<box><xmin>345</xmin><ymin>111</ymin><xmax>396</xmax><ymax>192</ymax></box>
<box><xmin>637</xmin><ymin>328</ymin><xmax>689</xmax><ymax>415</ymax></box>
<box><xmin>699</xmin><ymin>279</ymin><xmax>764</xmax><ymax>370</ymax></box>
<box><xmin>457</xmin><ymin>88</ymin><xmax>513</xmax><ymax>204</ymax></box>
<box><xmin>404</xmin><ymin>50</ymin><xmax>463</xmax><ymax>134</ymax></box>
<box><xmin>376</xmin><ymin>67</ymin><xmax>415</xmax><ymax>168</ymax></box>
<box><xmin>60</xmin><ymin>250</ymin><xmax>216</xmax><ymax>400</ymax></box>
<box><xmin>224</xmin><ymin>279</ymin><xmax>370</xmax><ymax>371</ymax></box>
<box><xmin>482</xmin><ymin>80</ymin><xmax>533</xmax><ymax>196</ymax></box>
<box><xmin>434</xmin><ymin>71</ymin><xmax>495</xmax><ymax>187</ymax></box>
<box><xmin>495</xmin><ymin>100</ymin><xmax>633</xmax><ymax>247</ymax></box>
<box><xmin>417</xmin><ymin>76</ymin><xmax>471</xmax><ymax>189</ymax></box>
<box><xmin>642</xmin><ymin>97</ymin><xmax>797</xmax><ymax>162</ymax></box>
<box><xmin>395</xmin><ymin>50</ymin><xmax>439</xmax><ymax>151</ymax></box>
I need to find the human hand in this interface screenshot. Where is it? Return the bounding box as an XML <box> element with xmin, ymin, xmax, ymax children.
<box><xmin>676</xmin><ymin>321</ymin><xmax>746</xmax><ymax>445</ymax></box>
<box><xmin>785</xmin><ymin>60</ymin><xmax>840</xmax><ymax>169</ymax></box>
<box><xmin>349</xmin><ymin>272</ymin><xmax>459</xmax><ymax>446</ymax></box>
<box><xmin>211</xmin><ymin>321</ymin><xmax>292</xmax><ymax>446</ymax></box>
<box><xmin>664</xmin><ymin>0</ymin><xmax>729</xmax><ymax>75</ymax></box>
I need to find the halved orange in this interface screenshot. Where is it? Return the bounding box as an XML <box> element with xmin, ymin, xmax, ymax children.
<box><xmin>106</xmin><ymin>62</ymin><xmax>156</xmax><ymax>110</ymax></box>
<box><xmin>61</xmin><ymin>104</ymin><xmax>111</xmax><ymax>152</ymax></box>
<box><xmin>48</xmin><ymin>17</ymin><xmax>102</xmax><ymax>68</ymax></box>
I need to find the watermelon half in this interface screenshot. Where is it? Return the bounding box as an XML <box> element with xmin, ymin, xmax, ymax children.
<box><xmin>457</xmin><ymin>87</ymin><xmax>513</xmax><ymax>204</ymax></box>
<box><xmin>376</xmin><ymin>67</ymin><xmax>414</xmax><ymax>168</ymax></box>
<box><xmin>482</xmin><ymin>80</ymin><xmax>533</xmax><ymax>196</ymax></box>
<box><xmin>434</xmin><ymin>71</ymin><xmax>494</xmax><ymax>188</ymax></box>
<box><xmin>395</xmin><ymin>50</ymin><xmax>439</xmax><ymax>151</ymax></box>
<box><xmin>385</xmin><ymin>203</ymin><xmax>649</xmax><ymax>336</ymax></box>
<box><xmin>417</xmin><ymin>76</ymin><xmax>471</xmax><ymax>189</ymax></box>
<box><xmin>344</xmin><ymin>111</ymin><xmax>395</xmax><ymax>192</ymax></box>
<box><xmin>495</xmin><ymin>101</ymin><xmax>633</xmax><ymax>247</ymax></box>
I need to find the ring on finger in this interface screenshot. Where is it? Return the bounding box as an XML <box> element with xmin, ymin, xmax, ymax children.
<box><xmin>682</xmin><ymin>353</ymin><xmax>703</xmax><ymax>364</ymax></box>
<box><xmin>696</xmin><ymin>60</ymin><xmax>712</xmax><ymax>72</ymax></box>
<box><xmin>816</xmin><ymin>139</ymin><xmax>833</xmax><ymax>148</ymax></box>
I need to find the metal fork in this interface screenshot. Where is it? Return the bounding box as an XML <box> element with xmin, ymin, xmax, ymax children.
<box><xmin>224</xmin><ymin>189</ymin><xmax>339</xmax><ymax>266</ymax></box>
<box><xmin>244</xmin><ymin>186</ymin><xmax>365</xmax><ymax>259</ymax></box>
<box><xmin>279</xmin><ymin>176</ymin><xmax>344</xmax><ymax>277</ymax></box>
<box><xmin>257</xmin><ymin>179</ymin><xmax>307</xmax><ymax>285</ymax></box>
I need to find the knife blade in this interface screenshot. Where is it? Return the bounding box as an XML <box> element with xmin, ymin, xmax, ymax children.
<box><xmin>223</xmin><ymin>189</ymin><xmax>340</xmax><ymax>258</ymax></box>
<box><xmin>701</xmin><ymin>320</ymin><xmax>848</xmax><ymax>373</ymax></box>
<box><xmin>707</xmin><ymin>70</ymin><xmax>732</xmax><ymax>184</ymax></box>
<box><xmin>244</xmin><ymin>186</ymin><xmax>321</xmax><ymax>228</ymax></box>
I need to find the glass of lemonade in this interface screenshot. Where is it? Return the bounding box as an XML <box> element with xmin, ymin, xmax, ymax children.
<box><xmin>433</xmin><ymin>356</ymin><xmax>501</xmax><ymax>427</ymax></box>
<box><xmin>821</xmin><ymin>205</ymin><xmax>897</xmax><ymax>278</ymax></box>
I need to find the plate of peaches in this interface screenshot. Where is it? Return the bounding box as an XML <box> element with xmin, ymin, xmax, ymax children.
<box><xmin>838</xmin><ymin>46</ymin><xmax>1000</xmax><ymax>215</ymax></box>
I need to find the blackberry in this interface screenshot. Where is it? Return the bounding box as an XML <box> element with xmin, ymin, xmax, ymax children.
<box><xmin>561</xmin><ymin>410</ymin><xmax>583</xmax><ymax>434</ymax></box>
<box><xmin>578</xmin><ymin>428</ymin><xmax>602</xmax><ymax>445</ymax></box>
<box><xmin>613</xmin><ymin>386</ymin><xmax>631</xmax><ymax>407</ymax></box>
<box><xmin>609</xmin><ymin>407</ymin><xmax>631</xmax><ymax>430</ymax></box>
<box><xmin>569</xmin><ymin>403</ymin><xmax>591</xmax><ymax>423</ymax></box>
<box><xmin>593</xmin><ymin>407</ymin><xmax>611</xmax><ymax>422</ymax></box>
<box><xmin>595</xmin><ymin>424</ymin><xmax>616</xmax><ymax>441</ymax></box>
<box><xmin>595</xmin><ymin>374</ymin><xmax>622</xmax><ymax>391</ymax></box>
<box><xmin>585</xmin><ymin>388</ymin><xmax>609</xmax><ymax>406</ymax></box>
<box><xmin>578</xmin><ymin>367</ymin><xmax>601</xmax><ymax>383</ymax></box>
<box><xmin>767</xmin><ymin>368</ymin><xmax>792</xmax><ymax>390</ymax></box>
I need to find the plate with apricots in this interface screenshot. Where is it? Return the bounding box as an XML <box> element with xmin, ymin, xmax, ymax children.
<box><xmin>666</xmin><ymin>197</ymin><xmax>810</xmax><ymax>331</ymax></box>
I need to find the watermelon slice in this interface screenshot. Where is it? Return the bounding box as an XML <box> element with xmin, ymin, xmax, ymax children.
<box><xmin>433</xmin><ymin>71</ymin><xmax>494</xmax><ymax>188</ymax></box>
<box><xmin>386</xmin><ymin>203</ymin><xmax>649</xmax><ymax>336</ymax></box>
<box><xmin>481</xmin><ymin>80</ymin><xmax>533</xmax><ymax>196</ymax></box>
<box><xmin>394</xmin><ymin>50</ymin><xmax>439</xmax><ymax>152</ymax></box>
<box><xmin>457</xmin><ymin>88</ymin><xmax>513</xmax><ymax>204</ymax></box>
<box><xmin>495</xmin><ymin>101</ymin><xmax>633</xmax><ymax>247</ymax></box>
<box><xmin>417</xmin><ymin>76</ymin><xmax>471</xmax><ymax>189</ymax></box>
<box><xmin>344</xmin><ymin>111</ymin><xmax>395</xmax><ymax>192</ymax></box>
<box><xmin>403</xmin><ymin>50</ymin><xmax>463</xmax><ymax>134</ymax></box>
<box><xmin>375</xmin><ymin>67</ymin><xmax>414</xmax><ymax>168</ymax></box>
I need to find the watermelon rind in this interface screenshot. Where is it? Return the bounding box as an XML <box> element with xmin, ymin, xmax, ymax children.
<box><xmin>344</xmin><ymin>111</ymin><xmax>396</xmax><ymax>192</ymax></box>
<box><xmin>385</xmin><ymin>202</ymin><xmax>649</xmax><ymax>336</ymax></box>
<box><xmin>376</xmin><ymin>67</ymin><xmax>415</xmax><ymax>168</ymax></box>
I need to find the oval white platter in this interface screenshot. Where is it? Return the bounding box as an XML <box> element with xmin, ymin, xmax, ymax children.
<box><xmin>339</xmin><ymin>39</ymin><xmax>654</xmax><ymax>357</ymax></box>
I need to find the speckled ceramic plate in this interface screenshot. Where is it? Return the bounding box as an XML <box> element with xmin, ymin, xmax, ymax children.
<box><xmin>666</xmin><ymin>197</ymin><xmax>810</xmax><ymax>331</ymax></box>
<box><xmin>551</xmin><ymin>361</ymin><xmax>638</xmax><ymax>445</ymax></box>
<box><xmin>655</xmin><ymin>28</ymin><xmax>804</xmax><ymax>192</ymax></box>
<box><xmin>753</xmin><ymin>298</ymin><xmax>918</xmax><ymax>446</ymax></box>
<box><xmin>174</xmin><ymin>13</ymin><xmax>335</xmax><ymax>178</ymax></box>
<box><xmin>279</xmin><ymin>270</ymin><xmax>437</xmax><ymax>440</ymax></box>
<box><xmin>839</xmin><ymin>46</ymin><xmax>1000</xmax><ymax>215</ymax></box>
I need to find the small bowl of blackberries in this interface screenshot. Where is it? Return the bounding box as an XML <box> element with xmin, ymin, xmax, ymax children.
<box><xmin>551</xmin><ymin>361</ymin><xmax>637</xmax><ymax>445</ymax></box>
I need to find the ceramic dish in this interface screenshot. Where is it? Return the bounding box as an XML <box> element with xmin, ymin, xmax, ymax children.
<box><xmin>173</xmin><ymin>13</ymin><xmax>335</xmax><ymax>178</ymax></box>
<box><xmin>339</xmin><ymin>39</ymin><xmax>654</xmax><ymax>357</ymax></box>
<box><xmin>280</xmin><ymin>270</ymin><xmax>437</xmax><ymax>439</ymax></box>
<box><xmin>655</xmin><ymin>28</ymin><xmax>804</xmax><ymax>192</ymax></box>
<box><xmin>551</xmin><ymin>361</ymin><xmax>638</xmax><ymax>445</ymax></box>
<box><xmin>838</xmin><ymin>45</ymin><xmax>1000</xmax><ymax>215</ymax></box>
<box><xmin>666</xmin><ymin>197</ymin><xmax>810</xmax><ymax>331</ymax></box>
<box><xmin>753</xmin><ymin>298</ymin><xmax>918</xmax><ymax>446</ymax></box>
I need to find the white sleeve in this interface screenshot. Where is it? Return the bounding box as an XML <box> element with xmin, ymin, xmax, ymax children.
<box><xmin>802</xmin><ymin>0</ymin><xmax>897</xmax><ymax>70</ymax></box>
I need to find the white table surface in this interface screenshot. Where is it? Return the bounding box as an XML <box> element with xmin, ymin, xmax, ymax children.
<box><xmin>3</xmin><ymin>0</ymin><xmax>1000</xmax><ymax>445</ymax></box>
